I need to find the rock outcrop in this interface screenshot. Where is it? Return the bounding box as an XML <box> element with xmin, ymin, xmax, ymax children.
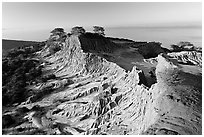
<box><xmin>168</xmin><ymin>51</ymin><xmax>202</xmax><ymax>67</ymax></box>
<box><xmin>2</xmin><ymin>33</ymin><xmax>202</xmax><ymax>135</ymax></box>
<box><xmin>143</xmin><ymin>54</ymin><xmax>202</xmax><ymax>135</ymax></box>
<box><xmin>144</xmin><ymin>51</ymin><xmax>202</xmax><ymax>67</ymax></box>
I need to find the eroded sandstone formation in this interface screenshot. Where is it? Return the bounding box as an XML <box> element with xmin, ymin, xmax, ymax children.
<box><xmin>168</xmin><ymin>51</ymin><xmax>202</xmax><ymax>67</ymax></box>
<box><xmin>2</xmin><ymin>33</ymin><xmax>202</xmax><ymax>135</ymax></box>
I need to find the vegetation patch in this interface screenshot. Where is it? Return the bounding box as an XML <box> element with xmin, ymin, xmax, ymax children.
<box><xmin>2</xmin><ymin>43</ymin><xmax>45</xmax><ymax>106</ymax></box>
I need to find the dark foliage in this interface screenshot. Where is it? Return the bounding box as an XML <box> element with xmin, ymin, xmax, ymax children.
<box><xmin>93</xmin><ymin>26</ymin><xmax>105</xmax><ymax>36</ymax></box>
<box><xmin>2</xmin><ymin>39</ymin><xmax>42</xmax><ymax>51</ymax></box>
<box><xmin>50</xmin><ymin>28</ymin><xmax>65</xmax><ymax>34</ymax></box>
<box><xmin>138</xmin><ymin>42</ymin><xmax>164</xmax><ymax>59</ymax></box>
<box><xmin>2</xmin><ymin>115</ymin><xmax>16</xmax><ymax>128</ymax></box>
<box><xmin>49</xmin><ymin>28</ymin><xmax>67</xmax><ymax>42</ymax></box>
<box><xmin>2</xmin><ymin>44</ymin><xmax>45</xmax><ymax>106</ymax></box>
<box><xmin>15</xmin><ymin>107</ymin><xmax>30</xmax><ymax>114</ymax></box>
<box><xmin>71</xmin><ymin>26</ymin><xmax>86</xmax><ymax>35</ymax></box>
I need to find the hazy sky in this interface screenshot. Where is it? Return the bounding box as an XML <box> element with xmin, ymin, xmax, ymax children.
<box><xmin>2</xmin><ymin>2</ymin><xmax>202</xmax><ymax>41</ymax></box>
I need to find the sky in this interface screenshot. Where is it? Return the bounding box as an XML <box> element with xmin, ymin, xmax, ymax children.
<box><xmin>2</xmin><ymin>2</ymin><xmax>202</xmax><ymax>41</ymax></box>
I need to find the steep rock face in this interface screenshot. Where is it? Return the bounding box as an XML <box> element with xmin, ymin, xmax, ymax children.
<box><xmin>79</xmin><ymin>33</ymin><xmax>120</xmax><ymax>53</ymax></box>
<box><xmin>42</xmin><ymin>35</ymin><xmax>125</xmax><ymax>78</ymax></box>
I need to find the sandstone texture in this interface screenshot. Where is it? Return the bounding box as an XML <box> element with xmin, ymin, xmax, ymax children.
<box><xmin>168</xmin><ymin>51</ymin><xmax>202</xmax><ymax>67</ymax></box>
<box><xmin>2</xmin><ymin>34</ymin><xmax>202</xmax><ymax>135</ymax></box>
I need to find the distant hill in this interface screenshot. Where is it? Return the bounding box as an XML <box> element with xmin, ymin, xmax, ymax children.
<box><xmin>2</xmin><ymin>39</ymin><xmax>41</xmax><ymax>51</ymax></box>
<box><xmin>2</xmin><ymin>39</ymin><xmax>43</xmax><ymax>56</ymax></box>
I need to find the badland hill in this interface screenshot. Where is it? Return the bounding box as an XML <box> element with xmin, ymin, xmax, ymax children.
<box><xmin>2</xmin><ymin>27</ymin><xmax>202</xmax><ymax>135</ymax></box>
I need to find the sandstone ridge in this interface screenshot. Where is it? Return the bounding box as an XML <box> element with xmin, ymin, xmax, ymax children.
<box><xmin>2</xmin><ymin>34</ymin><xmax>202</xmax><ymax>135</ymax></box>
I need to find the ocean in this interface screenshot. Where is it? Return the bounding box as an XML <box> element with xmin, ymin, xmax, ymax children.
<box><xmin>106</xmin><ymin>26</ymin><xmax>202</xmax><ymax>49</ymax></box>
<box><xmin>3</xmin><ymin>26</ymin><xmax>202</xmax><ymax>49</ymax></box>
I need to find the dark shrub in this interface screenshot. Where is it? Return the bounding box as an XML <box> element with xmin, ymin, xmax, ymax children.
<box><xmin>2</xmin><ymin>47</ymin><xmax>43</xmax><ymax>106</ymax></box>
<box><xmin>93</xmin><ymin>26</ymin><xmax>105</xmax><ymax>36</ymax></box>
<box><xmin>71</xmin><ymin>26</ymin><xmax>86</xmax><ymax>35</ymax></box>
<box><xmin>138</xmin><ymin>42</ymin><xmax>163</xmax><ymax>59</ymax></box>
<box><xmin>2</xmin><ymin>115</ymin><xmax>16</xmax><ymax>128</ymax></box>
